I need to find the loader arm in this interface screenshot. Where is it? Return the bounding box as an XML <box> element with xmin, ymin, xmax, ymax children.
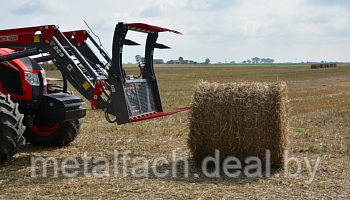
<box><xmin>0</xmin><ymin>22</ymin><xmax>189</xmax><ymax>125</ymax></box>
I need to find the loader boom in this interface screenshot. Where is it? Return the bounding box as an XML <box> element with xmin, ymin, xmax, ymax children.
<box><xmin>0</xmin><ymin>22</ymin><xmax>189</xmax><ymax>125</ymax></box>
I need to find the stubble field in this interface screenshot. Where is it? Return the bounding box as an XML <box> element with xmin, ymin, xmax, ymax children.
<box><xmin>1</xmin><ymin>64</ymin><xmax>350</xmax><ymax>199</ymax></box>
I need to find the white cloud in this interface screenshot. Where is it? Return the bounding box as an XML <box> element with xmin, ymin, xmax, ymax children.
<box><xmin>12</xmin><ymin>0</ymin><xmax>69</xmax><ymax>15</ymax></box>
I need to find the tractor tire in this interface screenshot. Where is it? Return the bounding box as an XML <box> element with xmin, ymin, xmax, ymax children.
<box><xmin>23</xmin><ymin>118</ymin><xmax>84</xmax><ymax>147</ymax></box>
<box><xmin>0</xmin><ymin>93</ymin><xmax>25</xmax><ymax>162</ymax></box>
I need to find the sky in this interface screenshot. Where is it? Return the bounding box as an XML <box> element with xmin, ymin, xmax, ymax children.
<box><xmin>1</xmin><ymin>0</ymin><xmax>350</xmax><ymax>63</ymax></box>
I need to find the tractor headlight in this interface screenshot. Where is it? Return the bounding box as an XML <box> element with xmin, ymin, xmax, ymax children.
<box><xmin>25</xmin><ymin>72</ymin><xmax>46</xmax><ymax>86</ymax></box>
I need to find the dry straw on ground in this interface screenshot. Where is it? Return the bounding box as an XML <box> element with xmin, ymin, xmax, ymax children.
<box><xmin>188</xmin><ymin>81</ymin><xmax>290</xmax><ymax>167</ymax></box>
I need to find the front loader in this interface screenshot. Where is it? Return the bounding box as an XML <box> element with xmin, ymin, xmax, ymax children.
<box><xmin>0</xmin><ymin>22</ymin><xmax>189</xmax><ymax>162</ymax></box>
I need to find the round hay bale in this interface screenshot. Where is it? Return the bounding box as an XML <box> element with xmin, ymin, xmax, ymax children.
<box><xmin>40</xmin><ymin>64</ymin><xmax>58</xmax><ymax>71</ymax></box>
<box><xmin>311</xmin><ymin>63</ymin><xmax>320</xmax><ymax>69</ymax></box>
<box><xmin>188</xmin><ymin>81</ymin><xmax>290</xmax><ymax>167</ymax></box>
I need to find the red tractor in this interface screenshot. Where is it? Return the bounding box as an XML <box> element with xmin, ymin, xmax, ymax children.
<box><xmin>0</xmin><ymin>22</ymin><xmax>189</xmax><ymax>162</ymax></box>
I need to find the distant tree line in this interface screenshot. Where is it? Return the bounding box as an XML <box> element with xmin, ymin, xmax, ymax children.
<box><xmin>138</xmin><ymin>55</ymin><xmax>211</xmax><ymax>65</ymax></box>
<box><xmin>177</xmin><ymin>56</ymin><xmax>210</xmax><ymax>64</ymax></box>
<box><xmin>242</xmin><ymin>57</ymin><xmax>274</xmax><ymax>64</ymax></box>
<box><xmin>261</xmin><ymin>58</ymin><xmax>274</xmax><ymax>63</ymax></box>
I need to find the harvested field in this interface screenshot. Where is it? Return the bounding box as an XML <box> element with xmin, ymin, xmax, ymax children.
<box><xmin>1</xmin><ymin>64</ymin><xmax>350</xmax><ymax>199</ymax></box>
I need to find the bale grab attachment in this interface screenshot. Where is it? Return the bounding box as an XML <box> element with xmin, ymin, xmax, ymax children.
<box><xmin>0</xmin><ymin>22</ymin><xmax>190</xmax><ymax>124</ymax></box>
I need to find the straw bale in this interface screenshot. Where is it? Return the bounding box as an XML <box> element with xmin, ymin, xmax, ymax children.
<box><xmin>40</xmin><ymin>64</ymin><xmax>58</xmax><ymax>71</ymax></box>
<box><xmin>188</xmin><ymin>81</ymin><xmax>290</xmax><ymax>167</ymax></box>
<box><xmin>311</xmin><ymin>64</ymin><xmax>320</xmax><ymax>69</ymax></box>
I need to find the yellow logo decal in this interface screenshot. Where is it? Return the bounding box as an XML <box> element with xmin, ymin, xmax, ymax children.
<box><xmin>33</xmin><ymin>35</ymin><xmax>40</xmax><ymax>43</ymax></box>
<box><xmin>82</xmin><ymin>81</ymin><xmax>90</xmax><ymax>90</ymax></box>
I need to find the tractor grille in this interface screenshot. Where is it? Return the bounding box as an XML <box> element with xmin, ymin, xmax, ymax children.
<box><xmin>123</xmin><ymin>79</ymin><xmax>157</xmax><ymax>117</ymax></box>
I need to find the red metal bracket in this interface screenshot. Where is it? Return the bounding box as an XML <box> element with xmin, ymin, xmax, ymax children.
<box><xmin>40</xmin><ymin>25</ymin><xmax>58</xmax><ymax>44</ymax></box>
<box><xmin>72</xmin><ymin>30</ymin><xmax>88</xmax><ymax>47</ymax></box>
<box><xmin>56</xmin><ymin>30</ymin><xmax>89</xmax><ymax>47</ymax></box>
<box><xmin>0</xmin><ymin>25</ymin><xmax>57</xmax><ymax>44</ymax></box>
<box><xmin>91</xmin><ymin>80</ymin><xmax>107</xmax><ymax>110</ymax></box>
<box><xmin>129</xmin><ymin>107</ymin><xmax>191</xmax><ymax>123</ymax></box>
<box><xmin>61</xmin><ymin>32</ymin><xmax>73</xmax><ymax>39</ymax></box>
<box><xmin>126</xmin><ymin>23</ymin><xmax>182</xmax><ymax>35</ymax></box>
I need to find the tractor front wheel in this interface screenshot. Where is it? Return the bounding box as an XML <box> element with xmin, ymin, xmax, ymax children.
<box><xmin>23</xmin><ymin>118</ymin><xmax>84</xmax><ymax>147</ymax></box>
<box><xmin>0</xmin><ymin>94</ymin><xmax>25</xmax><ymax>162</ymax></box>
